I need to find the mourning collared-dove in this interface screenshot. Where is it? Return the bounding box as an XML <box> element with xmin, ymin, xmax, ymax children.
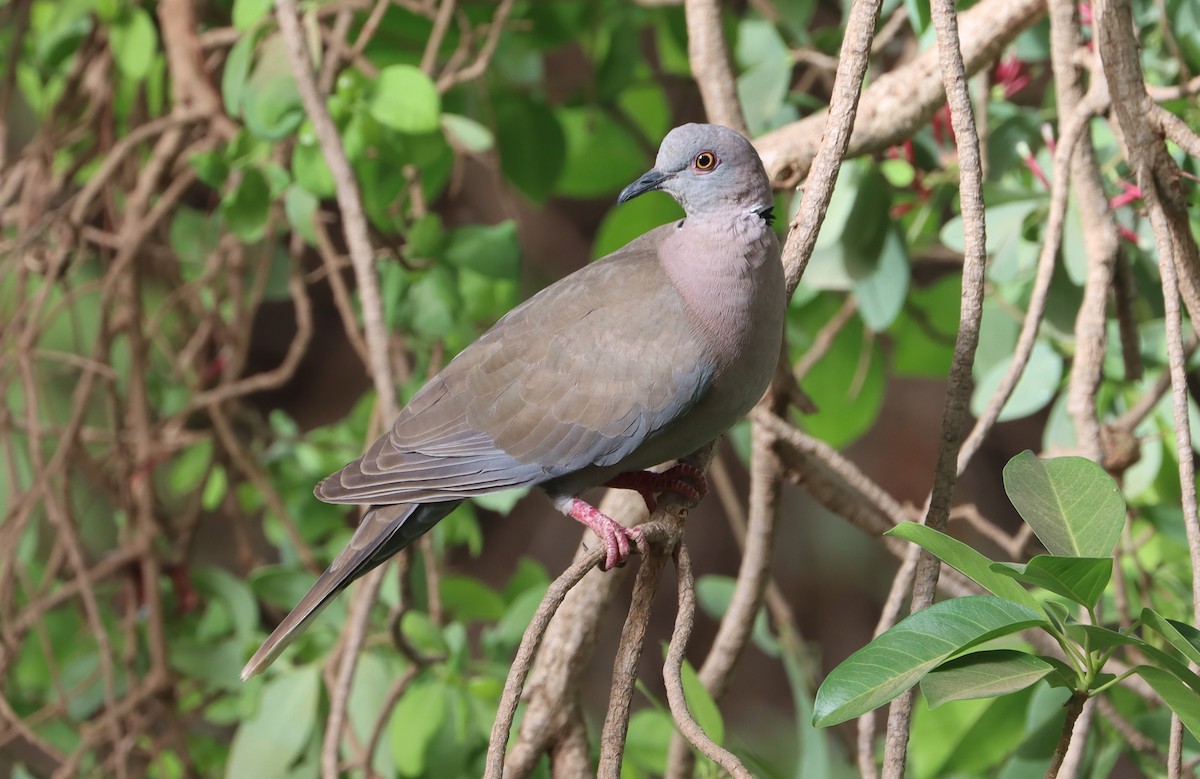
<box><xmin>242</xmin><ymin>123</ymin><xmax>785</xmax><ymax>679</ymax></box>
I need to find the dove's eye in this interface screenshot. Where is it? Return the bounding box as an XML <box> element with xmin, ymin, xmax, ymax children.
<box><xmin>692</xmin><ymin>151</ymin><xmax>719</xmax><ymax>172</ymax></box>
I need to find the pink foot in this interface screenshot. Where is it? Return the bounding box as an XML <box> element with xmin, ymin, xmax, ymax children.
<box><xmin>605</xmin><ymin>464</ymin><xmax>710</xmax><ymax>513</ymax></box>
<box><xmin>566</xmin><ymin>498</ymin><xmax>644</xmax><ymax>570</ymax></box>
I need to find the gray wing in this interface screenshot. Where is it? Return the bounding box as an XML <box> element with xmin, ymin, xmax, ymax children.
<box><xmin>315</xmin><ymin>226</ymin><xmax>715</xmax><ymax>505</ymax></box>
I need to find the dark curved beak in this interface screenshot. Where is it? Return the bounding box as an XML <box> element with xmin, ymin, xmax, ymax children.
<box><xmin>618</xmin><ymin>168</ymin><xmax>669</xmax><ymax>204</ymax></box>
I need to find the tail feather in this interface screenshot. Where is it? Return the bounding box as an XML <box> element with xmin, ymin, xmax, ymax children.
<box><xmin>241</xmin><ymin>501</ymin><xmax>459</xmax><ymax>680</ymax></box>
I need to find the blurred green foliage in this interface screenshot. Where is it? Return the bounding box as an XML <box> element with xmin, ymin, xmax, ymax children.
<box><xmin>3</xmin><ymin>0</ymin><xmax>1200</xmax><ymax>776</ymax></box>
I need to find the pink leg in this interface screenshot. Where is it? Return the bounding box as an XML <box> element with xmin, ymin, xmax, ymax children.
<box><xmin>604</xmin><ymin>464</ymin><xmax>710</xmax><ymax>514</ymax></box>
<box><xmin>565</xmin><ymin>498</ymin><xmax>644</xmax><ymax>571</ymax></box>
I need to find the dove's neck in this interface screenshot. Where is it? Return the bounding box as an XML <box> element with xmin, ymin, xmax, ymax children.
<box><xmin>660</xmin><ymin>207</ymin><xmax>783</xmax><ymax>371</ymax></box>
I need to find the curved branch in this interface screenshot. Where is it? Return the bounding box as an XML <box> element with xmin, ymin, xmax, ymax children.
<box><xmin>756</xmin><ymin>0</ymin><xmax>1046</xmax><ymax>190</ymax></box>
<box><xmin>663</xmin><ymin>543</ymin><xmax>753</xmax><ymax>779</ymax></box>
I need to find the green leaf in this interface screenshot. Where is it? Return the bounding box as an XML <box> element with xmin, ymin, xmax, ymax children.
<box><xmin>471</xmin><ymin>486</ymin><xmax>528</xmax><ymax>515</ymax></box>
<box><xmin>1141</xmin><ymin>608</ymin><xmax>1200</xmax><ymax>666</ymax></box>
<box><xmin>109</xmin><ymin>8</ymin><xmax>157</xmax><ymax>81</ymax></box>
<box><xmin>814</xmin><ymin>596</ymin><xmax>1045</xmax><ymax>726</ymax></box>
<box><xmin>169</xmin><ymin>439</ymin><xmax>214</xmax><ymax>495</ymax></box>
<box><xmin>389</xmin><ymin>681</ymin><xmax>446</xmax><ymax>777</ymax></box>
<box><xmin>854</xmin><ymin>226</ymin><xmax>910</xmax><ymax>332</ymax></box>
<box><xmin>407</xmin><ymin>265</ymin><xmax>460</xmax><ymax>338</ymax></box>
<box><xmin>221</xmin><ymin>168</ymin><xmax>272</xmax><ymax>243</ymax></box>
<box><xmin>1135</xmin><ymin>666</ymin><xmax>1200</xmax><ymax>742</ymax></box>
<box><xmin>886</xmin><ymin>523</ymin><xmax>1042</xmax><ymax>611</ymax></box>
<box><xmin>593</xmin><ymin>194</ymin><xmax>682</xmax><ymax>259</ymax></box>
<box><xmin>1063</xmin><ymin>623</ymin><xmax>1142</xmax><ymax>652</ymax></box>
<box><xmin>556</xmin><ymin>107</ymin><xmax>648</xmax><ymax>198</ymax></box>
<box><xmin>369</xmin><ymin>65</ymin><xmax>440</xmax><ymax>134</ymax></box>
<box><xmin>680</xmin><ymin>656</ymin><xmax>724</xmax><ymax>745</ymax></box>
<box><xmin>242</xmin><ymin>37</ymin><xmax>303</xmax><ymax>140</ymax></box>
<box><xmin>624</xmin><ymin>708</ymin><xmax>674</xmax><ymax>775</ymax></box>
<box><xmin>1002</xmin><ymin>451</ymin><xmax>1127</xmax><ymax>557</ymax></box>
<box><xmin>496</xmin><ymin>96</ymin><xmax>565</xmax><ymax>203</ymax></box>
<box><xmin>284</xmin><ymin>185</ymin><xmax>318</xmax><ymax>245</ymax></box>
<box><xmin>233</xmin><ymin>0</ymin><xmax>273</xmax><ymax>30</ymax></box>
<box><xmin>227</xmin><ymin>666</ymin><xmax>320</xmax><ymax>779</ymax></box>
<box><xmin>921</xmin><ymin>650</ymin><xmax>1053</xmax><ymax>708</ymax></box>
<box><xmin>970</xmin><ymin>340</ymin><xmax>1063</xmax><ymax>423</ymax></box>
<box><xmin>439</xmin><ymin>576</ymin><xmax>506</xmax><ymax>622</ymax></box>
<box><xmin>443</xmin><ymin>221</ymin><xmax>520</xmax><ymax>280</ymax></box>
<box><xmin>202</xmin><ymin>464</ymin><xmax>228</xmax><ymax>511</ymax></box>
<box><xmin>990</xmin><ymin>555</ymin><xmax>1113</xmax><ymax>609</ymax></box>
<box><xmin>909</xmin><ymin>689</ymin><xmax>1036</xmax><ymax>779</ymax></box>
<box><xmin>440</xmin><ymin>113</ymin><xmax>494</xmax><ymax>153</ymax></box>
<box><xmin>223</xmin><ymin>31</ymin><xmax>258</xmax><ymax>115</ymax></box>
<box><xmin>695</xmin><ymin>575</ymin><xmax>779</xmax><ymax>657</ymax></box>
<box><xmin>292</xmin><ymin>127</ymin><xmax>335</xmax><ymax>198</ymax></box>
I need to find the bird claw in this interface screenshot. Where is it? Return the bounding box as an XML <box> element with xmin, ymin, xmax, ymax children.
<box><xmin>566</xmin><ymin>498</ymin><xmax>644</xmax><ymax>570</ymax></box>
<box><xmin>605</xmin><ymin>463</ymin><xmax>709</xmax><ymax>514</ymax></box>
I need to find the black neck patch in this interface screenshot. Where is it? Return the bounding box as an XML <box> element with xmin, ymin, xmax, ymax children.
<box><xmin>754</xmin><ymin>205</ymin><xmax>776</xmax><ymax>226</ymax></box>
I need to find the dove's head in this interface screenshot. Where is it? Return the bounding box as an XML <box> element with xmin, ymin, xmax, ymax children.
<box><xmin>618</xmin><ymin>124</ymin><xmax>773</xmax><ymax>217</ymax></box>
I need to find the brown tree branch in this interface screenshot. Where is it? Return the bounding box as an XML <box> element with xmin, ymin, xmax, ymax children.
<box><xmin>882</xmin><ymin>0</ymin><xmax>991</xmax><ymax>771</ymax></box>
<box><xmin>684</xmin><ymin>0</ymin><xmax>749</xmax><ymax>136</ymax></box>
<box><xmin>756</xmin><ymin>0</ymin><xmax>1046</xmax><ymax>189</ymax></box>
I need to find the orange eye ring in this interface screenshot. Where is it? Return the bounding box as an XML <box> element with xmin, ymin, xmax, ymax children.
<box><xmin>692</xmin><ymin>151</ymin><xmax>719</xmax><ymax>172</ymax></box>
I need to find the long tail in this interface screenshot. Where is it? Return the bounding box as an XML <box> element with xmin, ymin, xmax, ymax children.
<box><xmin>241</xmin><ymin>501</ymin><xmax>460</xmax><ymax>679</ymax></box>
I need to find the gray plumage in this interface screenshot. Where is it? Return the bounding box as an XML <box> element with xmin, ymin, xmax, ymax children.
<box><xmin>242</xmin><ymin>123</ymin><xmax>785</xmax><ymax>679</ymax></box>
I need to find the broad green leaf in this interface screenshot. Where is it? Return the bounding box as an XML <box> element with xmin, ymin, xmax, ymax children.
<box><xmin>990</xmin><ymin>555</ymin><xmax>1112</xmax><ymax>609</ymax></box>
<box><xmin>440</xmin><ymin>113</ymin><xmax>494</xmax><ymax>153</ymax></box>
<box><xmin>292</xmin><ymin>126</ymin><xmax>335</xmax><ymax>197</ymax></box>
<box><xmin>1002</xmin><ymin>451</ymin><xmax>1126</xmax><ymax>557</ymax></box>
<box><xmin>389</xmin><ymin>681</ymin><xmax>446</xmax><ymax>777</ymax></box>
<box><xmin>169</xmin><ymin>439</ymin><xmax>214</xmax><ymax>494</ymax></box>
<box><xmin>221</xmin><ymin>168</ymin><xmax>272</xmax><ymax>243</ymax></box>
<box><xmin>1063</xmin><ymin>623</ymin><xmax>1141</xmax><ymax>653</ymax></box>
<box><xmin>1141</xmin><ymin>608</ymin><xmax>1200</xmax><ymax>666</ymax></box>
<box><xmin>109</xmin><ymin>8</ymin><xmax>157</xmax><ymax>80</ymax></box>
<box><xmin>556</xmin><ymin>107</ymin><xmax>648</xmax><ymax>198</ymax></box>
<box><xmin>242</xmin><ymin>38</ymin><xmax>303</xmax><ymax>140</ymax></box>
<box><xmin>680</xmin><ymin>656</ymin><xmax>724</xmax><ymax>745</ymax></box>
<box><xmin>227</xmin><ymin>665</ymin><xmax>320</xmax><ymax>779</ymax></box>
<box><xmin>407</xmin><ymin>265</ymin><xmax>460</xmax><ymax>338</ymax></box>
<box><xmin>496</xmin><ymin>96</ymin><xmax>565</xmax><ymax>202</ymax></box>
<box><xmin>970</xmin><ymin>341</ymin><xmax>1063</xmax><ymax>423</ymax></box>
<box><xmin>345</xmin><ymin>654</ymin><xmax>395</xmax><ymax>778</ymax></box>
<box><xmin>369</xmin><ymin>65</ymin><xmax>440</xmax><ymax>134</ymax></box>
<box><xmin>443</xmin><ymin>221</ymin><xmax>520</xmax><ymax>280</ymax></box>
<box><xmin>735</xmin><ymin>19</ymin><xmax>792</xmax><ymax>135</ymax></box>
<box><xmin>623</xmin><ymin>708</ymin><xmax>674</xmax><ymax>775</ymax></box>
<box><xmin>202</xmin><ymin>464</ymin><xmax>228</xmax><ymax>511</ymax></box>
<box><xmin>1135</xmin><ymin>666</ymin><xmax>1200</xmax><ymax>742</ymax></box>
<box><xmin>921</xmin><ymin>650</ymin><xmax>1053</xmax><ymax>708</ymax></box>
<box><xmin>233</xmin><ymin>0</ymin><xmax>272</xmax><ymax>30</ymax></box>
<box><xmin>695</xmin><ymin>575</ymin><xmax>779</xmax><ymax>657</ymax></box>
<box><xmin>886</xmin><ymin>523</ymin><xmax>1041</xmax><ymax>611</ymax></box>
<box><xmin>223</xmin><ymin>31</ymin><xmax>258</xmax><ymax>115</ymax></box>
<box><xmin>790</xmin><ymin>296</ymin><xmax>887</xmax><ymax>448</ymax></box>
<box><xmin>854</xmin><ymin>226</ymin><xmax>910</xmax><ymax>332</ymax></box>
<box><xmin>593</xmin><ymin>194</ymin><xmax>682</xmax><ymax>259</ymax></box>
<box><xmin>284</xmin><ymin>185</ymin><xmax>318</xmax><ymax>245</ymax></box>
<box><xmin>471</xmin><ymin>486</ymin><xmax>528</xmax><ymax>515</ymax></box>
<box><xmin>439</xmin><ymin>576</ymin><xmax>506</xmax><ymax>622</ymax></box>
<box><xmin>910</xmin><ymin>686</ymin><xmax>1036</xmax><ymax>779</ymax></box>
<box><xmin>814</xmin><ymin>596</ymin><xmax>1044</xmax><ymax>726</ymax></box>
<box><xmin>194</xmin><ymin>566</ymin><xmax>258</xmax><ymax>640</ymax></box>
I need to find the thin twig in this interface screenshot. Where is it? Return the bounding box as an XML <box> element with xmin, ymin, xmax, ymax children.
<box><xmin>882</xmin><ymin>0</ymin><xmax>990</xmax><ymax>771</ymax></box>
<box><xmin>663</xmin><ymin>543</ymin><xmax>754</xmax><ymax>779</ymax></box>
